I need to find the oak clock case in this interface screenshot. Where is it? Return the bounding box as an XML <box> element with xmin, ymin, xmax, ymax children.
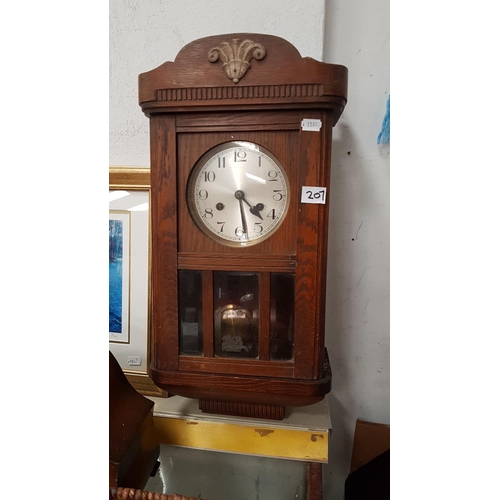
<box><xmin>138</xmin><ymin>33</ymin><xmax>348</xmax><ymax>419</ymax></box>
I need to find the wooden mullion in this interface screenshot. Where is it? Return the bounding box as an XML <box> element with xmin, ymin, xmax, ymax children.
<box><xmin>202</xmin><ymin>270</ymin><xmax>214</xmax><ymax>357</ymax></box>
<box><xmin>258</xmin><ymin>272</ymin><xmax>271</xmax><ymax>361</ymax></box>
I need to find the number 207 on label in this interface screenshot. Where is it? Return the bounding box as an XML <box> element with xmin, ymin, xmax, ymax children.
<box><xmin>301</xmin><ymin>186</ymin><xmax>327</xmax><ymax>204</ymax></box>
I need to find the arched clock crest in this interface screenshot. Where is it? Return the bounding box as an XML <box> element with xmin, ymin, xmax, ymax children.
<box><xmin>139</xmin><ymin>33</ymin><xmax>348</xmax><ymax>420</ymax></box>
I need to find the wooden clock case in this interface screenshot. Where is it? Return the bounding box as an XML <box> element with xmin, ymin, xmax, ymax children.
<box><xmin>139</xmin><ymin>33</ymin><xmax>347</xmax><ymax>419</ymax></box>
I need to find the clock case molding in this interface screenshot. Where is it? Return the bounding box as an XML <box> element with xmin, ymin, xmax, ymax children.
<box><xmin>139</xmin><ymin>33</ymin><xmax>348</xmax><ymax>419</ymax></box>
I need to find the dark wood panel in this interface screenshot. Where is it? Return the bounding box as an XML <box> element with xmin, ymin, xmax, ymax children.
<box><xmin>307</xmin><ymin>463</ymin><xmax>323</xmax><ymax>500</ymax></box>
<box><xmin>139</xmin><ymin>33</ymin><xmax>348</xmax><ymax>114</ymax></box>
<box><xmin>199</xmin><ymin>400</ymin><xmax>285</xmax><ymax>420</ymax></box>
<box><xmin>311</xmin><ymin>111</ymin><xmax>334</xmax><ymax>379</ymax></box>
<box><xmin>109</xmin><ymin>352</ymin><xmax>160</xmax><ymax>489</ymax></box>
<box><xmin>178</xmin><ymin>253</ymin><xmax>296</xmax><ymax>272</ymax></box>
<box><xmin>177</xmin><ymin>129</ymin><xmax>299</xmax><ymax>255</ymax></box>
<box><xmin>293</xmin><ymin>111</ymin><xmax>324</xmax><ymax>379</ymax></box>
<box><xmin>151</xmin><ymin>351</ymin><xmax>331</xmax><ymax>408</ymax></box>
<box><xmin>141</xmin><ymin>34</ymin><xmax>346</xmax><ymax>412</ymax></box>
<box><xmin>179</xmin><ymin>356</ymin><xmax>293</xmax><ymax>378</ymax></box>
<box><xmin>150</xmin><ymin>115</ymin><xmax>179</xmax><ymax>371</ymax></box>
<box><xmin>176</xmin><ymin>110</ymin><xmax>302</xmax><ymax>131</ymax></box>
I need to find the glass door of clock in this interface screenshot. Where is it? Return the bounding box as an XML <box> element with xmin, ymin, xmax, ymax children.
<box><xmin>270</xmin><ymin>273</ymin><xmax>294</xmax><ymax>361</ymax></box>
<box><xmin>179</xmin><ymin>269</ymin><xmax>295</xmax><ymax>364</ymax></box>
<box><xmin>178</xmin><ymin>270</ymin><xmax>204</xmax><ymax>355</ymax></box>
<box><xmin>213</xmin><ymin>272</ymin><xmax>259</xmax><ymax>358</ymax></box>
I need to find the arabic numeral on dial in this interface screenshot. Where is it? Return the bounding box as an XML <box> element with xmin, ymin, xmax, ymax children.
<box><xmin>267</xmin><ymin>209</ymin><xmax>276</xmax><ymax>220</ymax></box>
<box><xmin>198</xmin><ymin>189</ymin><xmax>208</xmax><ymax>200</ymax></box>
<box><xmin>268</xmin><ymin>170</ymin><xmax>278</xmax><ymax>181</ymax></box>
<box><xmin>235</xmin><ymin>227</ymin><xmax>245</xmax><ymax>238</ymax></box>
<box><xmin>203</xmin><ymin>208</ymin><xmax>213</xmax><ymax>219</ymax></box>
<box><xmin>254</xmin><ymin>222</ymin><xmax>263</xmax><ymax>233</ymax></box>
<box><xmin>204</xmin><ymin>171</ymin><xmax>216</xmax><ymax>182</ymax></box>
<box><xmin>216</xmin><ymin>221</ymin><xmax>226</xmax><ymax>233</ymax></box>
<box><xmin>234</xmin><ymin>150</ymin><xmax>247</xmax><ymax>162</ymax></box>
<box><xmin>217</xmin><ymin>157</ymin><xmax>226</xmax><ymax>168</ymax></box>
<box><xmin>272</xmin><ymin>190</ymin><xmax>283</xmax><ymax>201</ymax></box>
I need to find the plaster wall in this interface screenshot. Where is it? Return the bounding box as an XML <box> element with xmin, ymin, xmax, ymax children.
<box><xmin>110</xmin><ymin>0</ymin><xmax>326</xmax><ymax>165</ymax></box>
<box><xmin>323</xmin><ymin>0</ymin><xmax>390</xmax><ymax>497</ymax></box>
<box><xmin>110</xmin><ymin>1</ymin><xmax>390</xmax><ymax>499</ymax></box>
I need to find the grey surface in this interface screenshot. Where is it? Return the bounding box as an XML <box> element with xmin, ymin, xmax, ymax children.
<box><xmin>146</xmin><ymin>444</ymin><xmax>309</xmax><ymax>500</ymax></box>
<box><xmin>149</xmin><ymin>395</ymin><xmax>332</xmax><ymax>432</ymax></box>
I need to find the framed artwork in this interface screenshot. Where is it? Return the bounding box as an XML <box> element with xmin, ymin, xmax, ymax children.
<box><xmin>109</xmin><ymin>167</ymin><xmax>166</xmax><ymax>397</ymax></box>
<box><xmin>109</xmin><ymin>211</ymin><xmax>130</xmax><ymax>343</ymax></box>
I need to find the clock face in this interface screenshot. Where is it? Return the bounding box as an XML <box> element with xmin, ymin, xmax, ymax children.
<box><xmin>187</xmin><ymin>141</ymin><xmax>290</xmax><ymax>247</ymax></box>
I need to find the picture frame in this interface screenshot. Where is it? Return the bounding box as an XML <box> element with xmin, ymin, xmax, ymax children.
<box><xmin>109</xmin><ymin>167</ymin><xmax>166</xmax><ymax>397</ymax></box>
<box><xmin>109</xmin><ymin>211</ymin><xmax>131</xmax><ymax>344</ymax></box>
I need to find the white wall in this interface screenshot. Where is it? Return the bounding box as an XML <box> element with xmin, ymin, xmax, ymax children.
<box><xmin>323</xmin><ymin>0</ymin><xmax>390</xmax><ymax>497</ymax></box>
<box><xmin>110</xmin><ymin>2</ymin><xmax>389</xmax><ymax>499</ymax></box>
<box><xmin>110</xmin><ymin>0</ymin><xmax>326</xmax><ymax>166</ymax></box>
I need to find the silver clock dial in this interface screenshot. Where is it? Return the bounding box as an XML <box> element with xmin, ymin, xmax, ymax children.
<box><xmin>187</xmin><ymin>141</ymin><xmax>290</xmax><ymax>247</ymax></box>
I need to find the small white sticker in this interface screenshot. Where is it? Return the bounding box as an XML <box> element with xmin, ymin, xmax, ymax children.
<box><xmin>301</xmin><ymin>119</ymin><xmax>322</xmax><ymax>131</ymax></box>
<box><xmin>127</xmin><ymin>356</ymin><xmax>142</xmax><ymax>366</ymax></box>
<box><xmin>301</xmin><ymin>186</ymin><xmax>327</xmax><ymax>204</ymax></box>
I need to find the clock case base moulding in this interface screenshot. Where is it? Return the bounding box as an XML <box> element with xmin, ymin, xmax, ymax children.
<box><xmin>150</xmin><ymin>349</ymin><xmax>332</xmax><ymax>420</ymax></box>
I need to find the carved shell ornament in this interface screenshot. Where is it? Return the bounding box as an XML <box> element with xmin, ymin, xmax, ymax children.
<box><xmin>208</xmin><ymin>39</ymin><xmax>266</xmax><ymax>84</ymax></box>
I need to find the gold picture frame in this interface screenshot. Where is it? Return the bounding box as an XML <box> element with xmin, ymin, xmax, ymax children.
<box><xmin>109</xmin><ymin>166</ymin><xmax>166</xmax><ymax>397</ymax></box>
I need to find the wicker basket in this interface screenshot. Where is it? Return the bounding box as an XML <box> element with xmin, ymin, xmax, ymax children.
<box><xmin>110</xmin><ymin>487</ymin><xmax>208</xmax><ymax>500</ymax></box>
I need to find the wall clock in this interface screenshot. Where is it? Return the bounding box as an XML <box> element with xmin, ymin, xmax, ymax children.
<box><xmin>186</xmin><ymin>140</ymin><xmax>290</xmax><ymax>247</ymax></box>
<box><xmin>139</xmin><ymin>33</ymin><xmax>347</xmax><ymax>419</ymax></box>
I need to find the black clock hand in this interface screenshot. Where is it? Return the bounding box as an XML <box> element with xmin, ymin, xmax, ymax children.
<box><xmin>234</xmin><ymin>190</ymin><xmax>264</xmax><ymax>220</ymax></box>
<box><xmin>238</xmin><ymin>198</ymin><xmax>248</xmax><ymax>235</ymax></box>
<box><xmin>250</xmin><ymin>203</ymin><xmax>265</xmax><ymax>219</ymax></box>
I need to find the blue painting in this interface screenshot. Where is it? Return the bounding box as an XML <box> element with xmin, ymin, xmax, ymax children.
<box><xmin>109</xmin><ymin>212</ymin><xmax>130</xmax><ymax>342</ymax></box>
<box><xmin>109</xmin><ymin>219</ymin><xmax>123</xmax><ymax>333</ymax></box>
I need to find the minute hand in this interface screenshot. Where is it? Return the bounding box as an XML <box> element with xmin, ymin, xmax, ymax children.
<box><xmin>234</xmin><ymin>190</ymin><xmax>263</xmax><ymax>220</ymax></box>
<box><xmin>237</xmin><ymin>198</ymin><xmax>248</xmax><ymax>235</ymax></box>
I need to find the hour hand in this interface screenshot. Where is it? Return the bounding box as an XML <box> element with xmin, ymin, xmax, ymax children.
<box><xmin>249</xmin><ymin>203</ymin><xmax>264</xmax><ymax>220</ymax></box>
<box><xmin>235</xmin><ymin>190</ymin><xmax>263</xmax><ymax>220</ymax></box>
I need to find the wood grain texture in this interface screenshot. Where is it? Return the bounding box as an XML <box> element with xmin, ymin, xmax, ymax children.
<box><xmin>178</xmin><ymin>253</ymin><xmax>296</xmax><ymax>272</ymax></box>
<box><xmin>178</xmin><ymin>355</ymin><xmax>294</xmax><ymax>378</ymax></box>
<box><xmin>139</xmin><ymin>33</ymin><xmax>347</xmax><ymax>115</ymax></box>
<box><xmin>350</xmin><ymin>419</ymin><xmax>390</xmax><ymax>473</ymax></box>
<box><xmin>176</xmin><ymin>128</ymin><xmax>299</xmax><ymax>256</ymax></box>
<box><xmin>140</xmin><ymin>33</ymin><xmax>346</xmax><ymax>412</ymax></box>
<box><xmin>307</xmin><ymin>462</ymin><xmax>323</xmax><ymax>500</ymax></box>
<box><xmin>151</xmin><ymin>350</ymin><xmax>331</xmax><ymax>409</ymax></box>
<box><xmin>312</xmin><ymin>111</ymin><xmax>335</xmax><ymax>379</ymax></box>
<box><xmin>199</xmin><ymin>400</ymin><xmax>285</xmax><ymax>420</ymax></box>
<box><xmin>125</xmin><ymin>373</ymin><xmax>166</xmax><ymax>398</ymax></box>
<box><xmin>149</xmin><ymin>115</ymin><xmax>179</xmax><ymax>371</ymax></box>
<box><xmin>109</xmin><ymin>352</ymin><xmax>160</xmax><ymax>489</ymax></box>
<box><xmin>110</xmin><ymin>488</ymin><xmax>203</xmax><ymax>500</ymax></box>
